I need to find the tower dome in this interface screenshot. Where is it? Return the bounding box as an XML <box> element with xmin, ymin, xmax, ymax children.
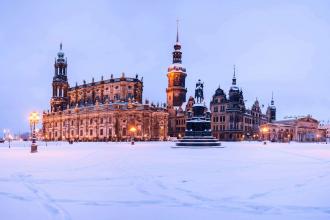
<box><xmin>57</xmin><ymin>43</ymin><xmax>65</xmax><ymax>58</ymax></box>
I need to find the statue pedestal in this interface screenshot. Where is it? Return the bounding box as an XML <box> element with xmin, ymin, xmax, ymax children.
<box><xmin>176</xmin><ymin>104</ymin><xmax>221</xmax><ymax>147</ymax></box>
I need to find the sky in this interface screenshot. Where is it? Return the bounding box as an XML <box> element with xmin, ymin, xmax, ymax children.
<box><xmin>0</xmin><ymin>0</ymin><xmax>330</xmax><ymax>134</ymax></box>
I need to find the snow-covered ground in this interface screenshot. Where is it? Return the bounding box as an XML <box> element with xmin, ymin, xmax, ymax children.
<box><xmin>0</xmin><ymin>141</ymin><xmax>329</xmax><ymax>220</ymax></box>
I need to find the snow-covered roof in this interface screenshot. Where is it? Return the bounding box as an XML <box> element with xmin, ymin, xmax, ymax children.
<box><xmin>230</xmin><ymin>85</ymin><xmax>239</xmax><ymax>91</ymax></box>
<box><xmin>168</xmin><ymin>63</ymin><xmax>186</xmax><ymax>72</ymax></box>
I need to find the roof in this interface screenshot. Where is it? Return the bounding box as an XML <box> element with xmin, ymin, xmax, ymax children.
<box><xmin>69</xmin><ymin>76</ymin><xmax>142</xmax><ymax>90</ymax></box>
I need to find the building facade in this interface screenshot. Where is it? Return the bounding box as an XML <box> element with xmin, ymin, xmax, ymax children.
<box><xmin>260</xmin><ymin>115</ymin><xmax>326</xmax><ymax>142</ymax></box>
<box><xmin>319</xmin><ymin>122</ymin><xmax>330</xmax><ymax>142</ymax></box>
<box><xmin>43</xmin><ymin>44</ymin><xmax>168</xmax><ymax>141</ymax></box>
<box><xmin>210</xmin><ymin>68</ymin><xmax>272</xmax><ymax>141</ymax></box>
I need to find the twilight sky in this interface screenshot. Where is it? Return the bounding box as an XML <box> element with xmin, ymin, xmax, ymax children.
<box><xmin>1</xmin><ymin>0</ymin><xmax>330</xmax><ymax>134</ymax></box>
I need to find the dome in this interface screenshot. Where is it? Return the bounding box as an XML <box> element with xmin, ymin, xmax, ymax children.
<box><xmin>174</xmin><ymin>42</ymin><xmax>181</xmax><ymax>50</ymax></box>
<box><xmin>230</xmin><ymin>85</ymin><xmax>239</xmax><ymax>91</ymax></box>
<box><xmin>57</xmin><ymin>51</ymin><xmax>64</xmax><ymax>58</ymax></box>
<box><xmin>57</xmin><ymin>43</ymin><xmax>65</xmax><ymax>58</ymax></box>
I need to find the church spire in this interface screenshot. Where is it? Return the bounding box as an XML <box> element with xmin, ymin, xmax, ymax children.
<box><xmin>57</xmin><ymin>42</ymin><xmax>65</xmax><ymax>59</ymax></box>
<box><xmin>232</xmin><ymin>65</ymin><xmax>237</xmax><ymax>86</ymax></box>
<box><xmin>173</xmin><ymin>20</ymin><xmax>182</xmax><ymax>64</ymax></box>
<box><xmin>271</xmin><ymin>92</ymin><xmax>274</xmax><ymax>106</ymax></box>
<box><xmin>176</xmin><ymin>19</ymin><xmax>179</xmax><ymax>43</ymax></box>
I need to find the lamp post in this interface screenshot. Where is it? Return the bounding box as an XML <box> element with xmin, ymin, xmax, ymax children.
<box><xmin>29</xmin><ymin>111</ymin><xmax>40</xmax><ymax>153</ymax></box>
<box><xmin>129</xmin><ymin>126</ymin><xmax>137</xmax><ymax>145</ymax></box>
<box><xmin>261</xmin><ymin>127</ymin><xmax>269</xmax><ymax>145</ymax></box>
<box><xmin>8</xmin><ymin>134</ymin><xmax>12</xmax><ymax>148</ymax></box>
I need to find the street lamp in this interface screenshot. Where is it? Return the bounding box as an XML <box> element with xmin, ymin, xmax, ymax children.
<box><xmin>261</xmin><ymin>127</ymin><xmax>269</xmax><ymax>145</ymax></box>
<box><xmin>8</xmin><ymin>134</ymin><xmax>13</xmax><ymax>148</ymax></box>
<box><xmin>29</xmin><ymin>111</ymin><xmax>40</xmax><ymax>153</ymax></box>
<box><xmin>129</xmin><ymin>126</ymin><xmax>137</xmax><ymax>145</ymax></box>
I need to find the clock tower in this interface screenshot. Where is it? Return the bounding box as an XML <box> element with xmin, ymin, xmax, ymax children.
<box><xmin>166</xmin><ymin>22</ymin><xmax>187</xmax><ymax>108</ymax></box>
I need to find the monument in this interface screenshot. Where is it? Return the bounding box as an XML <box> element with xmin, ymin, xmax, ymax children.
<box><xmin>176</xmin><ymin>80</ymin><xmax>221</xmax><ymax>147</ymax></box>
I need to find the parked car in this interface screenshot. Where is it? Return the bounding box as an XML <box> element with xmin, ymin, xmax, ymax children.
<box><xmin>0</xmin><ymin>139</ymin><xmax>5</xmax><ymax>143</ymax></box>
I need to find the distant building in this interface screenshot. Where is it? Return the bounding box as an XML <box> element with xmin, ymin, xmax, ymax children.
<box><xmin>260</xmin><ymin>115</ymin><xmax>326</xmax><ymax>142</ymax></box>
<box><xmin>319</xmin><ymin>122</ymin><xmax>330</xmax><ymax>142</ymax></box>
<box><xmin>210</xmin><ymin>67</ymin><xmax>272</xmax><ymax>141</ymax></box>
<box><xmin>43</xmin><ymin>44</ymin><xmax>168</xmax><ymax>141</ymax></box>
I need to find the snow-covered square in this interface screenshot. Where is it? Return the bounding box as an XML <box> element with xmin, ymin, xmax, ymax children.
<box><xmin>0</xmin><ymin>141</ymin><xmax>329</xmax><ymax>220</ymax></box>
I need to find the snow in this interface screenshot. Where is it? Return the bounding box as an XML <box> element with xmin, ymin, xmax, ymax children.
<box><xmin>169</xmin><ymin>63</ymin><xmax>183</xmax><ymax>68</ymax></box>
<box><xmin>0</xmin><ymin>141</ymin><xmax>330</xmax><ymax>220</ymax></box>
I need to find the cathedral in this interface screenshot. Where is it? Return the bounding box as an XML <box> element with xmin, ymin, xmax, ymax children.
<box><xmin>42</xmin><ymin>44</ymin><xmax>168</xmax><ymax>141</ymax></box>
<box><xmin>210</xmin><ymin>67</ymin><xmax>276</xmax><ymax>141</ymax></box>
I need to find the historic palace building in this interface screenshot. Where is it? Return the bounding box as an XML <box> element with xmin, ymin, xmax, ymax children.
<box><xmin>260</xmin><ymin>115</ymin><xmax>326</xmax><ymax>142</ymax></box>
<box><xmin>43</xmin><ymin>44</ymin><xmax>168</xmax><ymax>141</ymax></box>
<box><xmin>210</xmin><ymin>67</ymin><xmax>276</xmax><ymax>141</ymax></box>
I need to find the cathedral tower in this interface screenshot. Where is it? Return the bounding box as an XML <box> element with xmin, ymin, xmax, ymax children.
<box><xmin>51</xmin><ymin>43</ymin><xmax>69</xmax><ymax>112</ymax></box>
<box><xmin>166</xmin><ymin>21</ymin><xmax>187</xmax><ymax>108</ymax></box>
